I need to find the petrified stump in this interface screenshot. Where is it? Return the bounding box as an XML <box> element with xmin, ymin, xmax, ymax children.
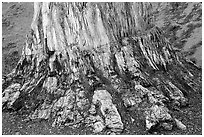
<box><xmin>2</xmin><ymin>2</ymin><xmax>201</xmax><ymax>134</ymax></box>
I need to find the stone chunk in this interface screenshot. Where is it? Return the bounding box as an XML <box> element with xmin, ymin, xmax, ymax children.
<box><xmin>161</xmin><ymin>122</ymin><xmax>173</xmax><ymax>130</ymax></box>
<box><xmin>174</xmin><ymin>118</ymin><xmax>187</xmax><ymax>130</ymax></box>
<box><xmin>92</xmin><ymin>90</ymin><xmax>124</xmax><ymax>133</ymax></box>
<box><xmin>43</xmin><ymin>77</ymin><xmax>58</xmax><ymax>93</ymax></box>
<box><xmin>2</xmin><ymin>83</ymin><xmax>21</xmax><ymax>108</ymax></box>
<box><xmin>168</xmin><ymin>81</ymin><xmax>188</xmax><ymax>107</ymax></box>
<box><xmin>89</xmin><ymin>104</ymin><xmax>96</xmax><ymax>115</ymax></box>
<box><xmin>85</xmin><ymin>115</ymin><xmax>105</xmax><ymax>133</ymax></box>
<box><xmin>93</xmin><ymin>121</ymin><xmax>105</xmax><ymax>133</ymax></box>
<box><xmin>145</xmin><ymin>104</ymin><xmax>173</xmax><ymax>130</ymax></box>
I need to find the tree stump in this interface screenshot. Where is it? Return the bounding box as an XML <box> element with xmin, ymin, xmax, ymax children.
<box><xmin>2</xmin><ymin>2</ymin><xmax>201</xmax><ymax>134</ymax></box>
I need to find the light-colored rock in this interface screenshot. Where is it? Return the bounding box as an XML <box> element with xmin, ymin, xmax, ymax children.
<box><xmin>122</xmin><ymin>84</ymin><xmax>177</xmax><ymax>131</ymax></box>
<box><xmin>93</xmin><ymin>121</ymin><xmax>105</xmax><ymax>133</ymax></box>
<box><xmin>15</xmin><ymin>132</ymin><xmax>20</xmax><ymax>135</ymax></box>
<box><xmin>134</xmin><ymin>85</ymin><xmax>150</xmax><ymax>97</ymax></box>
<box><xmin>175</xmin><ymin>118</ymin><xmax>187</xmax><ymax>130</ymax></box>
<box><xmin>2</xmin><ymin>83</ymin><xmax>21</xmax><ymax>107</ymax></box>
<box><xmin>78</xmin><ymin>90</ymin><xmax>86</xmax><ymax>98</ymax></box>
<box><xmin>92</xmin><ymin>90</ymin><xmax>123</xmax><ymax>132</ymax></box>
<box><xmin>123</xmin><ymin>96</ymin><xmax>138</xmax><ymax>107</ymax></box>
<box><xmin>85</xmin><ymin>115</ymin><xmax>103</xmax><ymax>124</ymax></box>
<box><xmin>37</xmin><ymin>108</ymin><xmax>51</xmax><ymax>119</ymax></box>
<box><xmin>168</xmin><ymin>81</ymin><xmax>188</xmax><ymax>106</ymax></box>
<box><xmin>85</xmin><ymin>115</ymin><xmax>105</xmax><ymax>133</ymax></box>
<box><xmin>161</xmin><ymin>122</ymin><xmax>173</xmax><ymax>130</ymax></box>
<box><xmin>54</xmin><ymin>88</ymin><xmax>65</xmax><ymax>96</ymax></box>
<box><xmin>7</xmin><ymin>91</ymin><xmax>20</xmax><ymax>107</ymax></box>
<box><xmin>76</xmin><ymin>90</ymin><xmax>89</xmax><ymax>110</ymax></box>
<box><xmin>110</xmin><ymin>132</ymin><xmax>116</xmax><ymax>135</ymax></box>
<box><xmin>89</xmin><ymin>104</ymin><xmax>96</xmax><ymax>115</ymax></box>
<box><xmin>145</xmin><ymin>104</ymin><xmax>172</xmax><ymax>130</ymax></box>
<box><xmin>2</xmin><ymin>79</ymin><xmax>5</xmax><ymax>85</ymax></box>
<box><xmin>53</xmin><ymin>91</ymin><xmax>75</xmax><ymax>109</ymax></box>
<box><xmin>43</xmin><ymin>77</ymin><xmax>58</xmax><ymax>94</ymax></box>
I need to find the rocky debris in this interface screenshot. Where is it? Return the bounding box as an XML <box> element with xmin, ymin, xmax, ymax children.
<box><xmin>122</xmin><ymin>84</ymin><xmax>186</xmax><ymax>131</ymax></box>
<box><xmin>30</xmin><ymin>87</ymin><xmax>89</xmax><ymax>127</ymax></box>
<box><xmin>167</xmin><ymin>81</ymin><xmax>188</xmax><ymax>107</ymax></box>
<box><xmin>89</xmin><ymin>104</ymin><xmax>96</xmax><ymax>115</ymax></box>
<box><xmin>161</xmin><ymin>122</ymin><xmax>173</xmax><ymax>131</ymax></box>
<box><xmin>53</xmin><ymin>90</ymin><xmax>75</xmax><ymax>110</ymax></box>
<box><xmin>153</xmin><ymin>77</ymin><xmax>189</xmax><ymax>108</ymax></box>
<box><xmin>43</xmin><ymin>77</ymin><xmax>58</xmax><ymax>94</ymax></box>
<box><xmin>92</xmin><ymin>90</ymin><xmax>124</xmax><ymax>133</ymax></box>
<box><xmin>122</xmin><ymin>85</ymin><xmax>167</xmax><ymax>108</ymax></box>
<box><xmin>85</xmin><ymin>115</ymin><xmax>105</xmax><ymax>133</ymax></box>
<box><xmin>2</xmin><ymin>83</ymin><xmax>21</xmax><ymax>108</ymax></box>
<box><xmin>76</xmin><ymin>89</ymin><xmax>89</xmax><ymax>110</ymax></box>
<box><xmin>51</xmin><ymin>90</ymin><xmax>76</xmax><ymax>126</ymax></box>
<box><xmin>2</xmin><ymin>79</ymin><xmax>5</xmax><ymax>85</ymax></box>
<box><xmin>93</xmin><ymin>121</ymin><xmax>105</xmax><ymax>133</ymax></box>
<box><xmin>145</xmin><ymin>104</ymin><xmax>173</xmax><ymax>130</ymax></box>
<box><xmin>31</xmin><ymin>107</ymin><xmax>51</xmax><ymax>120</ymax></box>
<box><xmin>15</xmin><ymin>131</ymin><xmax>20</xmax><ymax>135</ymax></box>
<box><xmin>174</xmin><ymin>118</ymin><xmax>187</xmax><ymax>130</ymax></box>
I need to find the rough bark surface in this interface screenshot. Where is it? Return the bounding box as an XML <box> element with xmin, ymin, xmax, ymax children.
<box><xmin>2</xmin><ymin>2</ymin><xmax>201</xmax><ymax>134</ymax></box>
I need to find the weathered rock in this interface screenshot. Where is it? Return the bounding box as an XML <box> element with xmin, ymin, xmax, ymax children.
<box><xmin>167</xmin><ymin>81</ymin><xmax>188</xmax><ymax>106</ymax></box>
<box><xmin>2</xmin><ymin>83</ymin><xmax>21</xmax><ymax>108</ymax></box>
<box><xmin>85</xmin><ymin>115</ymin><xmax>105</xmax><ymax>133</ymax></box>
<box><xmin>145</xmin><ymin>105</ymin><xmax>173</xmax><ymax>130</ymax></box>
<box><xmin>89</xmin><ymin>104</ymin><xmax>96</xmax><ymax>115</ymax></box>
<box><xmin>43</xmin><ymin>77</ymin><xmax>58</xmax><ymax>94</ymax></box>
<box><xmin>76</xmin><ymin>89</ymin><xmax>89</xmax><ymax>110</ymax></box>
<box><xmin>92</xmin><ymin>90</ymin><xmax>124</xmax><ymax>133</ymax></box>
<box><xmin>53</xmin><ymin>88</ymin><xmax>66</xmax><ymax>96</ymax></box>
<box><xmin>53</xmin><ymin>94</ymin><xmax>75</xmax><ymax>109</ymax></box>
<box><xmin>123</xmin><ymin>96</ymin><xmax>139</xmax><ymax>108</ymax></box>
<box><xmin>15</xmin><ymin>132</ymin><xmax>20</xmax><ymax>135</ymax></box>
<box><xmin>2</xmin><ymin>79</ymin><xmax>5</xmax><ymax>85</ymax></box>
<box><xmin>174</xmin><ymin>118</ymin><xmax>187</xmax><ymax>130</ymax></box>
<box><xmin>122</xmin><ymin>84</ymin><xmax>179</xmax><ymax>131</ymax></box>
<box><xmin>93</xmin><ymin>121</ymin><xmax>105</xmax><ymax>133</ymax></box>
<box><xmin>161</xmin><ymin>122</ymin><xmax>173</xmax><ymax>131</ymax></box>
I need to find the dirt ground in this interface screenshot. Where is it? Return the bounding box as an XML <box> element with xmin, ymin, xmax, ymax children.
<box><xmin>2</xmin><ymin>2</ymin><xmax>202</xmax><ymax>135</ymax></box>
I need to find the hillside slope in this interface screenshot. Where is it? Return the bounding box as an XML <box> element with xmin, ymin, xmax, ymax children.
<box><xmin>2</xmin><ymin>2</ymin><xmax>33</xmax><ymax>75</ymax></box>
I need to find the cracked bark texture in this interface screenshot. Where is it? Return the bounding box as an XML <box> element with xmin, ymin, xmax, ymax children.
<box><xmin>2</xmin><ymin>2</ymin><xmax>201</xmax><ymax>134</ymax></box>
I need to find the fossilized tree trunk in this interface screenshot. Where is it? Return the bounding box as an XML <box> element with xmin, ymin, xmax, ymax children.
<box><xmin>2</xmin><ymin>2</ymin><xmax>201</xmax><ymax>134</ymax></box>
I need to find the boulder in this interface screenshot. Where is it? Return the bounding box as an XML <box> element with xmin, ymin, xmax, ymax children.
<box><xmin>92</xmin><ymin>90</ymin><xmax>124</xmax><ymax>133</ymax></box>
<box><xmin>174</xmin><ymin>118</ymin><xmax>187</xmax><ymax>130</ymax></box>
<box><xmin>2</xmin><ymin>83</ymin><xmax>21</xmax><ymax>108</ymax></box>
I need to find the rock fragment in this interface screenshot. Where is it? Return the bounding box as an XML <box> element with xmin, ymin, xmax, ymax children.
<box><xmin>161</xmin><ymin>122</ymin><xmax>173</xmax><ymax>131</ymax></box>
<box><xmin>122</xmin><ymin>84</ymin><xmax>176</xmax><ymax>131</ymax></box>
<box><xmin>174</xmin><ymin>118</ymin><xmax>187</xmax><ymax>130</ymax></box>
<box><xmin>43</xmin><ymin>77</ymin><xmax>58</xmax><ymax>94</ymax></box>
<box><xmin>89</xmin><ymin>104</ymin><xmax>96</xmax><ymax>115</ymax></box>
<box><xmin>167</xmin><ymin>81</ymin><xmax>188</xmax><ymax>106</ymax></box>
<box><xmin>92</xmin><ymin>90</ymin><xmax>124</xmax><ymax>133</ymax></box>
<box><xmin>145</xmin><ymin>104</ymin><xmax>173</xmax><ymax>130</ymax></box>
<box><xmin>85</xmin><ymin>115</ymin><xmax>105</xmax><ymax>133</ymax></box>
<box><xmin>93</xmin><ymin>121</ymin><xmax>105</xmax><ymax>133</ymax></box>
<box><xmin>2</xmin><ymin>83</ymin><xmax>21</xmax><ymax>108</ymax></box>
